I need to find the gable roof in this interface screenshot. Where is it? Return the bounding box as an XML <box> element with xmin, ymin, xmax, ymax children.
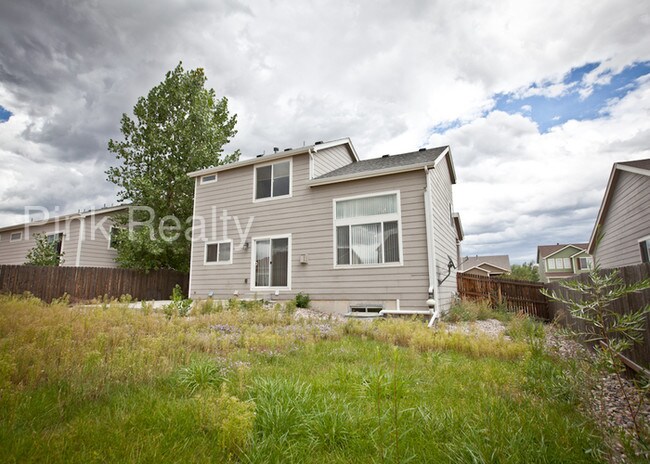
<box><xmin>536</xmin><ymin>243</ymin><xmax>588</xmax><ymax>262</ymax></box>
<box><xmin>588</xmin><ymin>158</ymin><xmax>650</xmax><ymax>254</ymax></box>
<box><xmin>310</xmin><ymin>146</ymin><xmax>454</xmax><ymax>186</ymax></box>
<box><xmin>188</xmin><ymin>138</ymin><xmax>359</xmax><ymax>178</ymax></box>
<box><xmin>460</xmin><ymin>255</ymin><xmax>511</xmax><ymax>273</ymax></box>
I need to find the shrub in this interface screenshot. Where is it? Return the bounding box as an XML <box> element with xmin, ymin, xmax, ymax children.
<box><xmin>177</xmin><ymin>358</ymin><xmax>226</xmax><ymax>394</ymax></box>
<box><xmin>295</xmin><ymin>292</ymin><xmax>311</xmax><ymax>309</ymax></box>
<box><xmin>163</xmin><ymin>284</ymin><xmax>193</xmax><ymax>318</ymax></box>
<box><xmin>195</xmin><ymin>386</ymin><xmax>256</xmax><ymax>456</ymax></box>
<box><xmin>444</xmin><ymin>299</ymin><xmax>500</xmax><ymax>322</ymax></box>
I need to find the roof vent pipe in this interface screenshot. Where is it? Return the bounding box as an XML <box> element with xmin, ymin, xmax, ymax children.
<box><xmin>315</xmin><ymin>140</ymin><xmax>323</xmax><ymax>145</ymax></box>
<box><xmin>419</xmin><ymin>148</ymin><xmax>426</xmax><ymax>152</ymax></box>
<box><xmin>284</xmin><ymin>148</ymin><xmax>292</xmax><ymax>152</ymax></box>
<box><xmin>382</xmin><ymin>154</ymin><xmax>390</xmax><ymax>158</ymax></box>
<box><xmin>273</xmin><ymin>147</ymin><xmax>279</xmax><ymax>153</ymax></box>
<box><xmin>256</xmin><ymin>154</ymin><xmax>264</xmax><ymax>158</ymax></box>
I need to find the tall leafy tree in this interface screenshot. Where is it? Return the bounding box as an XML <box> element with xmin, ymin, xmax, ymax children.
<box><xmin>107</xmin><ymin>62</ymin><xmax>239</xmax><ymax>271</ymax></box>
<box><xmin>502</xmin><ymin>261</ymin><xmax>540</xmax><ymax>282</ymax></box>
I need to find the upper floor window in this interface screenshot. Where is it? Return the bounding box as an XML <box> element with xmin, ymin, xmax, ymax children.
<box><xmin>254</xmin><ymin>160</ymin><xmax>291</xmax><ymax>201</ymax></box>
<box><xmin>201</xmin><ymin>174</ymin><xmax>217</xmax><ymax>184</ymax></box>
<box><xmin>639</xmin><ymin>236</ymin><xmax>650</xmax><ymax>263</ymax></box>
<box><xmin>577</xmin><ymin>256</ymin><xmax>593</xmax><ymax>270</ymax></box>
<box><xmin>10</xmin><ymin>231</ymin><xmax>22</xmax><ymax>242</ymax></box>
<box><xmin>334</xmin><ymin>192</ymin><xmax>402</xmax><ymax>267</ymax></box>
<box><xmin>546</xmin><ymin>258</ymin><xmax>556</xmax><ymax>270</ymax></box>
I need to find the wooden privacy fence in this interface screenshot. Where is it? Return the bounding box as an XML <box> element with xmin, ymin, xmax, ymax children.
<box><xmin>546</xmin><ymin>263</ymin><xmax>650</xmax><ymax>373</ymax></box>
<box><xmin>0</xmin><ymin>265</ymin><xmax>189</xmax><ymax>303</ymax></box>
<box><xmin>457</xmin><ymin>273</ymin><xmax>550</xmax><ymax>320</ymax></box>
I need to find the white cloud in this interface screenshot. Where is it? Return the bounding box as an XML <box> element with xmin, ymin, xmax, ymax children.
<box><xmin>0</xmin><ymin>0</ymin><xmax>649</xmax><ymax>261</ymax></box>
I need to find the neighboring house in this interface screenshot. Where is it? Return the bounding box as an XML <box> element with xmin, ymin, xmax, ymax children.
<box><xmin>588</xmin><ymin>159</ymin><xmax>650</xmax><ymax>268</ymax></box>
<box><xmin>188</xmin><ymin>138</ymin><xmax>463</xmax><ymax>318</ymax></box>
<box><xmin>536</xmin><ymin>243</ymin><xmax>593</xmax><ymax>283</ymax></box>
<box><xmin>459</xmin><ymin>255</ymin><xmax>511</xmax><ymax>277</ymax></box>
<box><xmin>0</xmin><ymin>205</ymin><xmax>127</xmax><ymax>267</ymax></box>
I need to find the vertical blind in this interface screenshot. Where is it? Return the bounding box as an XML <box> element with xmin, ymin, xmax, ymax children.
<box><xmin>255</xmin><ymin>238</ymin><xmax>288</xmax><ymax>287</ymax></box>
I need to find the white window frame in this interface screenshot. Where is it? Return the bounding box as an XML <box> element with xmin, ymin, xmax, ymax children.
<box><xmin>546</xmin><ymin>258</ymin><xmax>556</xmax><ymax>270</ymax></box>
<box><xmin>252</xmin><ymin>159</ymin><xmax>293</xmax><ymax>202</ymax></box>
<box><xmin>250</xmin><ymin>233</ymin><xmax>292</xmax><ymax>291</ymax></box>
<box><xmin>46</xmin><ymin>231</ymin><xmax>65</xmax><ymax>257</ymax></box>
<box><xmin>578</xmin><ymin>256</ymin><xmax>593</xmax><ymax>270</ymax></box>
<box><xmin>332</xmin><ymin>190</ymin><xmax>404</xmax><ymax>269</ymax></box>
<box><xmin>638</xmin><ymin>235</ymin><xmax>650</xmax><ymax>263</ymax></box>
<box><xmin>10</xmin><ymin>231</ymin><xmax>22</xmax><ymax>242</ymax></box>
<box><xmin>201</xmin><ymin>173</ymin><xmax>217</xmax><ymax>184</ymax></box>
<box><xmin>108</xmin><ymin>226</ymin><xmax>119</xmax><ymax>250</ymax></box>
<box><xmin>563</xmin><ymin>257</ymin><xmax>571</xmax><ymax>269</ymax></box>
<box><xmin>204</xmin><ymin>239</ymin><xmax>234</xmax><ymax>265</ymax></box>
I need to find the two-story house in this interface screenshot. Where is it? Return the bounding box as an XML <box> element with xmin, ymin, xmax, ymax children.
<box><xmin>187</xmin><ymin>138</ymin><xmax>463</xmax><ymax>320</ymax></box>
<box><xmin>458</xmin><ymin>255</ymin><xmax>511</xmax><ymax>277</ymax></box>
<box><xmin>588</xmin><ymin>159</ymin><xmax>650</xmax><ymax>268</ymax></box>
<box><xmin>0</xmin><ymin>205</ymin><xmax>126</xmax><ymax>267</ymax></box>
<box><xmin>536</xmin><ymin>243</ymin><xmax>593</xmax><ymax>283</ymax></box>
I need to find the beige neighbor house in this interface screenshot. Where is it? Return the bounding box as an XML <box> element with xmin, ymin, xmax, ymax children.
<box><xmin>588</xmin><ymin>159</ymin><xmax>650</xmax><ymax>268</ymax></box>
<box><xmin>458</xmin><ymin>255</ymin><xmax>511</xmax><ymax>277</ymax></box>
<box><xmin>188</xmin><ymin>138</ymin><xmax>463</xmax><ymax>321</ymax></box>
<box><xmin>536</xmin><ymin>243</ymin><xmax>593</xmax><ymax>283</ymax></box>
<box><xmin>0</xmin><ymin>205</ymin><xmax>127</xmax><ymax>267</ymax></box>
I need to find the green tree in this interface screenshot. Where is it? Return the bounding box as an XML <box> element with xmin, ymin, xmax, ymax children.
<box><xmin>542</xmin><ymin>264</ymin><xmax>650</xmax><ymax>443</ymax></box>
<box><xmin>25</xmin><ymin>233</ymin><xmax>64</xmax><ymax>266</ymax></box>
<box><xmin>502</xmin><ymin>261</ymin><xmax>540</xmax><ymax>282</ymax></box>
<box><xmin>106</xmin><ymin>62</ymin><xmax>239</xmax><ymax>271</ymax></box>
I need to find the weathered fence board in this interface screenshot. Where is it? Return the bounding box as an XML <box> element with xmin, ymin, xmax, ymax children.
<box><xmin>546</xmin><ymin>263</ymin><xmax>650</xmax><ymax>371</ymax></box>
<box><xmin>457</xmin><ymin>273</ymin><xmax>550</xmax><ymax>320</ymax></box>
<box><xmin>0</xmin><ymin>265</ymin><xmax>189</xmax><ymax>302</ymax></box>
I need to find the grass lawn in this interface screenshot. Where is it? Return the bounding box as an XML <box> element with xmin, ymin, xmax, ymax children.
<box><xmin>0</xmin><ymin>294</ymin><xmax>606</xmax><ymax>463</ymax></box>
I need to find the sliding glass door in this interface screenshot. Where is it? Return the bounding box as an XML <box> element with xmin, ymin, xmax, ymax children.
<box><xmin>254</xmin><ymin>237</ymin><xmax>289</xmax><ymax>288</ymax></box>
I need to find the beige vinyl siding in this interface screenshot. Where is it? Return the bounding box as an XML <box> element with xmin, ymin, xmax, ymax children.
<box><xmin>312</xmin><ymin>145</ymin><xmax>354</xmax><ymax>178</ymax></box>
<box><xmin>76</xmin><ymin>212</ymin><xmax>119</xmax><ymax>267</ymax></box>
<box><xmin>0</xmin><ymin>211</ymin><xmax>119</xmax><ymax>267</ymax></box>
<box><xmin>428</xmin><ymin>161</ymin><xmax>458</xmax><ymax>313</ymax></box>
<box><xmin>594</xmin><ymin>170</ymin><xmax>650</xmax><ymax>268</ymax></box>
<box><xmin>190</xmin><ymin>152</ymin><xmax>434</xmax><ymax>311</ymax></box>
<box><xmin>0</xmin><ymin>222</ymin><xmax>77</xmax><ymax>265</ymax></box>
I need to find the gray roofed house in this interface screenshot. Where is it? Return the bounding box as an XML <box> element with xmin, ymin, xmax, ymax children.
<box><xmin>188</xmin><ymin>138</ymin><xmax>463</xmax><ymax>323</ymax></box>
<box><xmin>459</xmin><ymin>255</ymin><xmax>511</xmax><ymax>277</ymax></box>
<box><xmin>588</xmin><ymin>159</ymin><xmax>650</xmax><ymax>268</ymax></box>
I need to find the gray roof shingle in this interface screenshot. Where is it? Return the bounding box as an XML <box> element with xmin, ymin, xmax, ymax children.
<box><xmin>316</xmin><ymin>146</ymin><xmax>448</xmax><ymax>180</ymax></box>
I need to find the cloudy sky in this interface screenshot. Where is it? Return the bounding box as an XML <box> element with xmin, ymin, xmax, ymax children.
<box><xmin>1</xmin><ymin>0</ymin><xmax>649</xmax><ymax>263</ymax></box>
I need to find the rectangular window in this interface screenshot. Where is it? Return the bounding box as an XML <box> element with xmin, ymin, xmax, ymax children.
<box><xmin>205</xmin><ymin>240</ymin><xmax>233</xmax><ymax>265</ymax></box>
<box><xmin>47</xmin><ymin>233</ymin><xmax>64</xmax><ymax>256</ymax></box>
<box><xmin>10</xmin><ymin>231</ymin><xmax>22</xmax><ymax>242</ymax></box>
<box><xmin>334</xmin><ymin>192</ymin><xmax>401</xmax><ymax>267</ymax></box>
<box><xmin>563</xmin><ymin>258</ymin><xmax>571</xmax><ymax>269</ymax></box>
<box><xmin>640</xmin><ymin>238</ymin><xmax>650</xmax><ymax>263</ymax></box>
<box><xmin>108</xmin><ymin>227</ymin><xmax>120</xmax><ymax>250</ymax></box>
<box><xmin>547</xmin><ymin>258</ymin><xmax>556</xmax><ymax>270</ymax></box>
<box><xmin>201</xmin><ymin>174</ymin><xmax>217</xmax><ymax>184</ymax></box>
<box><xmin>255</xmin><ymin>160</ymin><xmax>291</xmax><ymax>200</ymax></box>
<box><xmin>253</xmin><ymin>236</ymin><xmax>289</xmax><ymax>288</ymax></box>
<box><xmin>578</xmin><ymin>256</ymin><xmax>593</xmax><ymax>270</ymax></box>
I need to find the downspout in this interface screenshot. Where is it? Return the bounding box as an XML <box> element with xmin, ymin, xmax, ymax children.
<box><xmin>75</xmin><ymin>216</ymin><xmax>85</xmax><ymax>267</ymax></box>
<box><xmin>423</xmin><ymin>167</ymin><xmax>439</xmax><ymax>326</ymax></box>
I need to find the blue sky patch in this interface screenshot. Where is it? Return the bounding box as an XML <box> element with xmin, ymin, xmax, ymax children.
<box><xmin>492</xmin><ymin>61</ymin><xmax>650</xmax><ymax>132</ymax></box>
<box><xmin>0</xmin><ymin>105</ymin><xmax>12</xmax><ymax>122</ymax></box>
